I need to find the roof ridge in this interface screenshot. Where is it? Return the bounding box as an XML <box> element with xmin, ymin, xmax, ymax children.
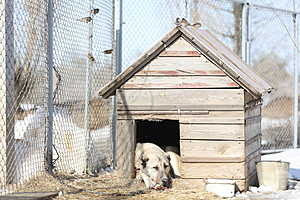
<box><xmin>98</xmin><ymin>22</ymin><xmax>272</xmax><ymax>99</ymax></box>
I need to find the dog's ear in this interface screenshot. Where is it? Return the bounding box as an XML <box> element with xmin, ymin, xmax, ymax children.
<box><xmin>141</xmin><ymin>153</ymin><xmax>149</xmax><ymax>168</ymax></box>
<box><xmin>166</xmin><ymin>153</ymin><xmax>171</xmax><ymax>161</ymax></box>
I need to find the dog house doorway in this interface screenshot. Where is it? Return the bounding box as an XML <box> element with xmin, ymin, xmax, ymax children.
<box><xmin>135</xmin><ymin>120</ymin><xmax>180</xmax><ymax>154</ymax></box>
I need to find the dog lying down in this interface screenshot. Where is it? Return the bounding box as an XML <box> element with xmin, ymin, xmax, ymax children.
<box><xmin>135</xmin><ymin>143</ymin><xmax>181</xmax><ymax>190</ymax></box>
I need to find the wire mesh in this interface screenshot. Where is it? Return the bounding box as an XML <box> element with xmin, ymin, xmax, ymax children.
<box><xmin>0</xmin><ymin>0</ymin><xmax>299</xmax><ymax>196</ymax></box>
<box><xmin>122</xmin><ymin>0</ymin><xmax>185</xmax><ymax>69</ymax></box>
<box><xmin>0</xmin><ymin>0</ymin><xmax>49</xmax><ymax>194</ymax></box>
<box><xmin>87</xmin><ymin>0</ymin><xmax>114</xmax><ymax>173</ymax></box>
<box><xmin>249</xmin><ymin>6</ymin><xmax>296</xmax><ymax>150</ymax></box>
<box><xmin>0</xmin><ymin>0</ymin><xmax>114</xmax><ymax>195</ymax></box>
<box><xmin>122</xmin><ymin>0</ymin><xmax>242</xmax><ymax>69</ymax></box>
<box><xmin>121</xmin><ymin>0</ymin><xmax>298</xmax><ymax>151</ymax></box>
<box><xmin>52</xmin><ymin>0</ymin><xmax>90</xmax><ymax>174</ymax></box>
<box><xmin>52</xmin><ymin>0</ymin><xmax>114</xmax><ymax>174</ymax></box>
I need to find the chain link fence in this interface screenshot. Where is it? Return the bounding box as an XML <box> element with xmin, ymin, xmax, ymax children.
<box><xmin>0</xmin><ymin>0</ymin><xmax>299</xmax><ymax>196</ymax></box>
<box><xmin>0</xmin><ymin>0</ymin><xmax>49</xmax><ymax>194</ymax></box>
<box><xmin>52</xmin><ymin>0</ymin><xmax>114</xmax><ymax>174</ymax></box>
<box><xmin>0</xmin><ymin>0</ymin><xmax>114</xmax><ymax>195</ymax></box>
<box><xmin>248</xmin><ymin>6</ymin><xmax>297</xmax><ymax>150</ymax></box>
<box><xmin>121</xmin><ymin>0</ymin><xmax>299</xmax><ymax>151</ymax></box>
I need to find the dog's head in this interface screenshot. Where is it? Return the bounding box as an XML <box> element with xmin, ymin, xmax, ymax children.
<box><xmin>139</xmin><ymin>152</ymin><xmax>172</xmax><ymax>189</ymax></box>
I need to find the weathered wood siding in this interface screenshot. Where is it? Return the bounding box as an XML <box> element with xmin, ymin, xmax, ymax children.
<box><xmin>117</xmin><ymin>89</ymin><xmax>244</xmax><ymax>111</ymax></box>
<box><xmin>123</xmin><ymin>38</ymin><xmax>239</xmax><ymax>90</ymax></box>
<box><xmin>159</xmin><ymin>37</ymin><xmax>202</xmax><ymax>57</ymax></box>
<box><xmin>136</xmin><ymin>57</ymin><xmax>225</xmax><ymax>76</ymax></box>
<box><xmin>181</xmin><ymin>162</ymin><xmax>245</xmax><ymax>179</ymax></box>
<box><xmin>244</xmin><ymin>103</ymin><xmax>262</xmax><ymax>185</ymax></box>
<box><xmin>123</xmin><ymin>76</ymin><xmax>239</xmax><ymax>89</ymax></box>
<box><xmin>115</xmin><ymin>37</ymin><xmax>262</xmax><ymax>191</ymax></box>
<box><xmin>180</xmin><ymin>140</ymin><xmax>245</xmax><ymax>162</ymax></box>
<box><xmin>180</xmin><ymin>124</ymin><xmax>244</xmax><ymax>140</ymax></box>
<box><xmin>116</xmin><ymin>120</ymin><xmax>136</xmax><ymax>178</ymax></box>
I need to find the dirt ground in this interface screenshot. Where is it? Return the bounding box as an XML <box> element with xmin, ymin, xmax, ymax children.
<box><xmin>13</xmin><ymin>172</ymin><xmax>300</xmax><ymax>200</ymax></box>
<box><xmin>15</xmin><ymin>172</ymin><xmax>222</xmax><ymax>200</ymax></box>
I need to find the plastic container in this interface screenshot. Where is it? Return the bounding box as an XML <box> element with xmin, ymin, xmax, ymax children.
<box><xmin>256</xmin><ymin>161</ymin><xmax>290</xmax><ymax>191</ymax></box>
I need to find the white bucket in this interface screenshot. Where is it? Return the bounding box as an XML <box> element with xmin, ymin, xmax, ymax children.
<box><xmin>256</xmin><ymin>161</ymin><xmax>290</xmax><ymax>191</ymax></box>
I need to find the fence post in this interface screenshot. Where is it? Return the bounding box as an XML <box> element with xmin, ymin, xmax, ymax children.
<box><xmin>112</xmin><ymin>30</ymin><xmax>120</xmax><ymax>170</ymax></box>
<box><xmin>293</xmin><ymin>13</ymin><xmax>299</xmax><ymax>148</ymax></box>
<box><xmin>84</xmin><ymin>0</ymin><xmax>94</xmax><ymax>172</ymax></box>
<box><xmin>46</xmin><ymin>0</ymin><xmax>54</xmax><ymax>174</ymax></box>
<box><xmin>0</xmin><ymin>0</ymin><xmax>15</xmax><ymax>185</ymax></box>
<box><xmin>116</xmin><ymin>0</ymin><xmax>123</xmax><ymax>75</ymax></box>
<box><xmin>241</xmin><ymin>2</ymin><xmax>250</xmax><ymax>64</ymax></box>
<box><xmin>112</xmin><ymin>0</ymin><xmax>123</xmax><ymax>169</ymax></box>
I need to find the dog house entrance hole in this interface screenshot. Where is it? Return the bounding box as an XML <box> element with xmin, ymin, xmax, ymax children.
<box><xmin>135</xmin><ymin>120</ymin><xmax>180</xmax><ymax>154</ymax></box>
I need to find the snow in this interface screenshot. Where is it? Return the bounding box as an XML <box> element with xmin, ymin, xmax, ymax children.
<box><xmin>235</xmin><ymin>189</ymin><xmax>300</xmax><ymax>200</ymax></box>
<box><xmin>262</xmin><ymin>149</ymin><xmax>300</xmax><ymax>180</ymax></box>
<box><xmin>52</xmin><ymin>107</ymin><xmax>111</xmax><ymax>174</ymax></box>
<box><xmin>15</xmin><ymin>105</ymin><xmax>45</xmax><ymax>183</ymax></box>
<box><xmin>14</xmin><ymin>105</ymin><xmax>112</xmax><ymax>183</ymax></box>
<box><xmin>15</xmin><ymin>105</ymin><xmax>44</xmax><ymax>140</ymax></box>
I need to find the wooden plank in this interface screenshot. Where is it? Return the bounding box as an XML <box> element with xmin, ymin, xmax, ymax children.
<box><xmin>118</xmin><ymin>111</ymin><xmax>244</xmax><ymax>123</ymax></box>
<box><xmin>163</xmin><ymin>37</ymin><xmax>197</xmax><ymax>51</ymax></box>
<box><xmin>160</xmin><ymin>51</ymin><xmax>200</xmax><ymax>57</ymax></box>
<box><xmin>245</xmin><ymin>104</ymin><xmax>261</xmax><ymax>141</ymax></box>
<box><xmin>118</xmin><ymin>110</ymin><xmax>209</xmax><ymax>116</ymax></box>
<box><xmin>181</xmin><ymin>162</ymin><xmax>245</xmax><ymax>179</ymax></box>
<box><xmin>117</xmin><ymin>105</ymin><xmax>244</xmax><ymax>111</ymax></box>
<box><xmin>181</xmin><ymin>157</ymin><xmax>245</xmax><ymax>163</ymax></box>
<box><xmin>180</xmin><ymin>152</ymin><xmax>260</xmax><ymax>191</ymax></box>
<box><xmin>179</xmin><ymin>111</ymin><xmax>244</xmax><ymax>124</ymax></box>
<box><xmin>245</xmin><ymin>117</ymin><xmax>261</xmax><ymax>141</ymax></box>
<box><xmin>136</xmin><ymin>69</ymin><xmax>225</xmax><ymax>76</ymax></box>
<box><xmin>136</xmin><ymin>57</ymin><xmax>225</xmax><ymax>76</ymax></box>
<box><xmin>180</xmin><ymin>140</ymin><xmax>245</xmax><ymax>162</ymax></box>
<box><xmin>180</xmin><ymin>178</ymin><xmax>247</xmax><ymax>192</ymax></box>
<box><xmin>180</xmin><ymin>124</ymin><xmax>244</xmax><ymax>140</ymax></box>
<box><xmin>159</xmin><ymin>37</ymin><xmax>201</xmax><ymax>57</ymax></box>
<box><xmin>117</xmin><ymin>89</ymin><xmax>244</xmax><ymax>107</ymax></box>
<box><xmin>122</xmin><ymin>76</ymin><xmax>239</xmax><ymax>89</ymax></box>
<box><xmin>245</xmin><ymin>104</ymin><xmax>261</xmax><ymax>119</ymax></box>
<box><xmin>116</xmin><ymin>120</ymin><xmax>135</xmax><ymax>178</ymax></box>
<box><xmin>246</xmin><ymin>135</ymin><xmax>261</xmax><ymax>157</ymax></box>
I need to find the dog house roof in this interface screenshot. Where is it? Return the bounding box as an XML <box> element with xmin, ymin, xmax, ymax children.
<box><xmin>98</xmin><ymin>20</ymin><xmax>272</xmax><ymax>99</ymax></box>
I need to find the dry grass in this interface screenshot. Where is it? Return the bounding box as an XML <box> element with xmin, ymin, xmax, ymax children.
<box><xmin>15</xmin><ymin>172</ymin><xmax>222</xmax><ymax>200</ymax></box>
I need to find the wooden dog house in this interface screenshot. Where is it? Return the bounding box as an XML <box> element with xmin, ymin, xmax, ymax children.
<box><xmin>98</xmin><ymin>21</ymin><xmax>272</xmax><ymax>191</ymax></box>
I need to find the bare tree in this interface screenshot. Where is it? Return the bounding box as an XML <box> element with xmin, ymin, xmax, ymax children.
<box><xmin>188</xmin><ymin>0</ymin><xmax>243</xmax><ymax>56</ymax></box>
